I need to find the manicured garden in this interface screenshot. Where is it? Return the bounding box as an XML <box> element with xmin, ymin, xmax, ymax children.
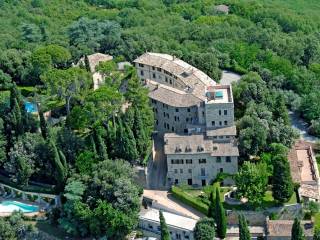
<box><xmin>171</xmin><ymin>184</ymin><xmax>297</xmax><ymax>215</ymax></box>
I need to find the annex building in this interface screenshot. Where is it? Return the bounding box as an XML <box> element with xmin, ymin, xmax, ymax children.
<box><xmin>134</xmin><ymin>53</ymin><xmax>238</xmax><ymax>187</ymax></box>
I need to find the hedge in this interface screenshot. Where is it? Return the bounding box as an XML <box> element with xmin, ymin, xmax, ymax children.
<box><xmin>171</xmin><ymin>186</ymin><xmax>208</xmax><ymax>215</ymax></box>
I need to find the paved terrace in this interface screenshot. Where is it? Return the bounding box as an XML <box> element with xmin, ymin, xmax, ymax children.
<box><xmin>288</xmin><ymin>140</ymin><xmax>320</xmax><ymax>200</ymax></box>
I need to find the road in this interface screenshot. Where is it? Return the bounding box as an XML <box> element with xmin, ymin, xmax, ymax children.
<box><xmin>147</xmin><ymin>135</ymin><xmax>168</xmax><ymax>190</ymax></box>
<box><xmin>289</xmin><ymin>111</ymin><xmax>318</xmax><ymax>143</ymax></box>
<box><xmin>220</xmin><ymin>70</ymin><xmax>241</xmax><ymax>85</ymax></box>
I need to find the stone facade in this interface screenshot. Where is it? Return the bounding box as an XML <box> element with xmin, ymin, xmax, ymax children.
<box><xmin>134</xmin><ymin>52</ymin><xmax>239</xmax><ymax>187</ymax></box>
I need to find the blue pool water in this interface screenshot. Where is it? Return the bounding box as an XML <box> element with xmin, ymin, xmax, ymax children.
<box><xmin>0</xmin><ymin>201</ymin><xmax>39</xmax><ymax>213</ymax></box>
<box><xmin>24</xmin><ymin>101</ymin><xmax>38</xmax><ymax>113</ymax></box>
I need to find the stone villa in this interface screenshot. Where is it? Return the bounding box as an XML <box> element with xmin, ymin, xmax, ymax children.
<box><xmin>134</xmin><ymin>53</ymin><xmax>238</xmax><ymax>187</ymax></box>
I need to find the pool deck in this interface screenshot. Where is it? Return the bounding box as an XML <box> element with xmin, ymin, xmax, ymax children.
<box><xmin>0</xmin><ymin>197</ymin><xmax>46</xmax><ymax>217</ymax></box>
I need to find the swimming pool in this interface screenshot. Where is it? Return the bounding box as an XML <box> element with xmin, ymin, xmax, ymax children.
<box><xmin>0</xmin><ymin>201</ymin><xmax>39</xmax><ymax>213</ymax></box>
<box><xmin>24</xmin><ymin>101</ymin><xmax>38</xmax><ymax>113</ymax></box>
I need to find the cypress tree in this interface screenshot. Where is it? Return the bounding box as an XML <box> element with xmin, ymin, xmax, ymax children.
<box><xmin>89</xmin><ymin>134</ymin><xmax>97</xmax><ymax>155</ymax></box>
<box><xmin>58</xmin><ymin>150</ymin><xmax>67</xmax><ymax>169</ymax></box>
<box><xmin>208</xmin><ymin>191</ymin><xmax>215</xmax><ymax>218</ymax></box>
<box><xmin>239</xmin><ymin>214</ymin><xmax>251</xmax><ymax>240</ymax></box>
<box><xmin>133</xmin><ymin>107</ymin><xmax>150</xmax><ymax>160</ymax></box>
<box><xmin>291</xmin><ymin>218</ymin><xmax>305</xmax><ymax>240</ymax></box>
<box><xmin>94</xmin><ymin>128</ymin><xmax>108</xmax><ymax>160</ymax></box>
<box><xmin>84</xmin><ymin>55</ymin><xmax>91</xmax><ymax>72</ymax></box>
<box><xmin>38</xmin><ymin>104</ymin><xmax>49</xmax><ymax>140</ymax></box>
<box><xmin>10</xmin><ymin>84</ymin><xmax>22</xmax><ymax>110</ymax></box>
<box><xmin>215</xmin><ymin>187</ymin><xmax>227</xmax><ymax>239</ymax></box>
<box><xmin>12</xmin><ymin>98</ymin><xmax>23</xmax><ymax>136</ymax></box>
<box><xmin>159</xmin><ymin>210</ymin><xmax>171</xmax><ymax>240</ymax></box>
<box><xmin>0</xmin><ymin>118</ymin><xmax>6</xmax><ymax>164</ymax></box>
<box><xmin>123</xmin><ymin>123</ymin><xmax>138</xmax><ymax>163</ymax></box>
<box><xmin>49</xmin><ymin>141</ymin><xmax>66</xmax><ymax>191</ymax></box>
<box><xmin>272</xmin><ymin>155</ymin><xmax>294</xmax><ymax>203</ymax></box>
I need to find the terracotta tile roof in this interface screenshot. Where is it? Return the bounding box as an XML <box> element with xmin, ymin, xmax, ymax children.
<box><xmin>134</xmin><ymin>53</ymin><xmax>216</xmax><ymax>99</ymax></box>
<box><xmin>267</xmin><ymin>220</ymin><xmax>313</xmax><ymax>237</ymax></box>
<box><xmin>146</xmin><ymin>80</ymin><xmax>202</xmax><ymax>107</ymax></box>
<box><xmin>86</xmin><ymin>53</ymin><xmax>113</xmax><ymax>72</ymax></box>
<box><xmin>164</xmin><ymin>133</ymin><xmax>239</xmax><ymax>156</ymax></box>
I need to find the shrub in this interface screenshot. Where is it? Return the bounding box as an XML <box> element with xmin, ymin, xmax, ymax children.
<box><xmin>171</xmin><ymin>186</ymin><xmax>208</xmax><ymax>215</ymax></box>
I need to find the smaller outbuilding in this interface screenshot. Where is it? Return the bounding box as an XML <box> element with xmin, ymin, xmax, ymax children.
<box><xmin>139</xmin><ymin>207</ymin><xmax>196</xmax><ymax>240</ymax></box>
<box><xmin>266</xmin><ymin>219</ymin><xmax>313</xmax><ymax>240</ymax></box>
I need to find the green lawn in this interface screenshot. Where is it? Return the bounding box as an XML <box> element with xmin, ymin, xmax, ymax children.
<box><xmin>172</xmin><ymin>185</ymin><xmax>297</xmax><ymax>213</ymax></box>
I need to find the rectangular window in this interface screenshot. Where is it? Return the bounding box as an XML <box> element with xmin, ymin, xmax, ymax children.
<box><xmin>163</xmin><ymin>103</ymin><xmax>165</xmax><ymax>108</ymax></box>
<box><xmin>220</xmin><ymin>168</ymin><xmax>223</xmax><ymax>173</ymax></box>
<box><xmin>186</xmin><ymin>159</ymin><xmax>192</xmax><ymax>164</ymax></box>
<box><xmin>226</xmin><ymin>156</ymin><xmax>231</xmax><ymax>162</ymax></box>
<box><xmin>201</xmin><ymin>168</ymin><xmax>205</xmax><ymax>176</ymax></box>
<box><xmin>216</xmin><ymin>156</ymin><xmax>221</xmax><ymax>163</ymax></box>
<box><xmin>212</xmin><ymin>121</ymin><xmax>215</xmax><ymax>126</ymax></box>
<box><xmin>166</xmin><ymin>113</ymin><xmax>169</xmax><ymax>118</ymax></box>
<box><xmin>139</xmin><ymin>63</ymin><xmax>144</xmax><ymax>67</ymax></box>
<box><xmin>219</xmin><ymin>110</ymin><xmax>222</xmax><ymax>115</ymax></box>
<box><xmin>188</xmin><ymin>169</ymin><xmax>192</xmax><ymax>173</ymax></box>
<box><xmin>202</xmin><ymin>179</ymin><xmax>206</xmax><ymax>186</ymax></box>
<box><xmin>174</xmin><ymin>169</ymin><xmax>178</xmax><ymax>174</ymax></box>
<box><xmin>199</xmin><ymin>159</ymin><xmax>206</xmax><ymax>164</ymax></box>
<box><xmin>169</xmin><ymin>79</ymin><xmax>172</xmax><ymax>84</ymax></box>
<box><xmin>165</xmin><ymin>77</ymin><xmax>168</xmax><ymax>82</ymax></box>
<box><xmin>175</xmin><ymin>179</ymin><xmax>178</xmax><ymax>184</ymax></box>
<box><xmin>152</xmin><ymin>66</ymin><xmax>155</xmax><ymax>70</ymax></box>
<box><xmin>157</xmin><ymin>67</ymin><xmax>161</xmax><ymax>72</ymax></box>
<box><xmin>174</xmin><ymin>116</ymin><xmax>177</xmax><ymax>121</ymax></box>
<box><xmin>188</xmin><ymin>179</ymin><xmax>192</xmax><ymax>185</ymax></box>
<box><xmin>187</xmin><ymin>108</ymin><xmax>191</xmax><ymax>112</ymax></box>
<box><xmin>163</xmin><ymin>112</ymin><xmax>166</xmax><ymax>117</ymax></box>
<box><xmin>171</xmin><ymin>126</ymin><xmax>174</xmax><ymax>132</ymax></box>
<box><xmin>219</xmin><ymin>121</ymin><xmax>222</xmax><ymax>126</ymax></box>
<box><xmin>224</xmin><ymin>110</ymin><xmax>228</xmax><ymax>115</ymax></box>
<box><xmin>175</xmin><ymin>108</ymin><xmax>179</xmax><ymax>112</ymax></box>
<box><xmin>180</xmin><ymin>169</ymin><xmax>183</xmax><ymax>174</ymax></box>
<box><xmin>140</xmin><ymin>70</ymin><xmax>144</xmax><ymax>76</ymax></box>
<box><xmin>224</xmin><ymin>120</ymin><xmax>228</xmax><ymax>125</ymax></box>
<box><xmin>152</xmin><ymin>73</ymin><xmax>156</xmax><ymax>78</ymax></box>
<box><xmin>167</xmin><ymin>124</ymin><xmax>170</xmax><ymax>129</ymax></box>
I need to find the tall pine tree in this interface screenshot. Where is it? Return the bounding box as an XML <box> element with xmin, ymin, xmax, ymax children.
<box><xmin>239</xmin><ymin>214</ymin><xmax>251</xmax><ymax>240</ymax></box>
<box><xmin>291</xmin><ymin>218</ymin><xmax>305</xmax><ymax>240</ymax></box>
<box><xmin>215</xmin><ymin>187</ymin><xmax>227</xmax><ymax>239</ymax></box>
<box><xmin>272</xmin><ymin>155</ymin><xmax>294</xmax><ymax>203</ymax></box>
<box><xmin>159</xmin><ymin>210</ymin><xmax>171</xmax><ymax>240</ymax></box>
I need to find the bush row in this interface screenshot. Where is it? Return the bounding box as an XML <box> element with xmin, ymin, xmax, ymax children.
<box><xmin>171</xmin><ymin>186</ymin><xmax>208</xmax><ymax>215</ymax></box>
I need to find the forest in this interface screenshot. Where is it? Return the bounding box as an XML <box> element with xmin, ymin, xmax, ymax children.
<box><xmin>0</xmin><ymin>0</ymin><xmax>319</xmax><ymax>239</ymax></box>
